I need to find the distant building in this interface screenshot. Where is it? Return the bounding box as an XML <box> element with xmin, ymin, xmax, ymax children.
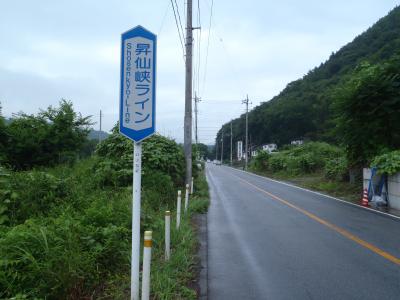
<box><xmin>262</xmin><ymin>143</ymin><xmax>278</xmax><ymax>153</ymax></box>
<box><xmin>251</xmin><ymin>150</ymin><xmax>258</xmax><ymax>157</ymax></box>
<box><xmin>291</xmin><ymin>140</ymin><xmax>304</xmax><ymax>146</ymax></box>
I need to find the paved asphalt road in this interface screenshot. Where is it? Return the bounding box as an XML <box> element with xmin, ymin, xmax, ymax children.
<box><xmin>205</xmin><ymin>163</ymin><xmax>400</xmax><ymax>300</ymax></box>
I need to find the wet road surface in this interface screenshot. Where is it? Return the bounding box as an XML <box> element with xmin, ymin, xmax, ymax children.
<box><xmin>206</xmin><ymin>164</ymin><xmax>400</xmax><ymax>300</ymax></box>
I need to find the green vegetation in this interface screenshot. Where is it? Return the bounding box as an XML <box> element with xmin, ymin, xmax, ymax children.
<box><xmin>213</xmin><ymin>8</ymin><xmax>400</xmax><ymax>204</ymax></box>
<box><xmin>0</xmin><ymin>102</ymin><xmax>210</xmax><ymax>299</ymax></box>
<box><xmin>251</xmin><ymin>142</ymin><xmax>345</xmax><ymax>177</ymax></box>
<box><xmin>372</xmin><ymin>150</ymin><xmax>400</xmax><ymax>175</ymax></box>
<box><xmin>216</xmin><ymin>7</ymin><xmax>400</xmax><ymax>170</ymax></box>
<box><xmin>1</xmin><ymin>100</ymin><xmax>92</xmax><ymax>170</ymax></box>
<box><xmin>193</xmin><ymin>143</ymin><xmax>212</xmax><ymax>161</ymax></box>
<box><xmin>250</xmin><ymin>142</ymin><xmax>359</xmax><ymax>202</ymax></box>
<box><xmin>334</xmin><ymin>56</ymin><xmax>400</xmax><ymax>168</ymax></box>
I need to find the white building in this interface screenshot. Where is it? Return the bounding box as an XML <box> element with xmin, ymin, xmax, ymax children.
<box><xmin>291</xmin><ymin>140</ymin><xmax>304</xmax><ymax>146</ymax></box>
<box><xmin>262</xmin><ymin>143</ymin><xmax>278</xmax><ymax>153</ymax></box>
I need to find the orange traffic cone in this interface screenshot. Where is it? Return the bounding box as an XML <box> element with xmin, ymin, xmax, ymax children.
<box><xmin>361</xmin><ymin>188</ymin><xmax>369</xmax><ymax>207</ymax></box>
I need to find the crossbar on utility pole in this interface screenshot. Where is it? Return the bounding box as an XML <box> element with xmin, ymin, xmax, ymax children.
<box><xmin>184</xmin><ymin>0</ymin><xmax>193</xmax><ymax>186</ymax></box>
<box><xmin>242</xmin><ymin>95</ymin><xmax>250</xmax><ymax>170</ymax></box>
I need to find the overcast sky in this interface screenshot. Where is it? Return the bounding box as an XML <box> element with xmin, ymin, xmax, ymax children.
<box><xmin>0</xmin><ymin>1</ymin><xmax>398</xmax><ymax>144</ymax></box>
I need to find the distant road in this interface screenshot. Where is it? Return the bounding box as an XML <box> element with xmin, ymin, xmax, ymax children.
<box><xmin>206</xmin><ymin>164</ymin><xmax>400</xmax><ymax>300</ymax></box>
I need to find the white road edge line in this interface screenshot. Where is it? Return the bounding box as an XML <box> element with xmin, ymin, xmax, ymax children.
<box><xmin>223</xmin><ymin>165</ymin><xmax>400</xmax><ymax>221</ymax></box>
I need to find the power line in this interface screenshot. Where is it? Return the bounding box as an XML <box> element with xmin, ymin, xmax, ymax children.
<box><xmin>202</xmin><ymin>0</ymin><xmax>213</xmax><ymax>95</ymax></box>
<box><xmin>158</xmin><ymin>0</ymin><xmax>171</xmax><ymax>36</ymax></box>
<box><xmin>184</xmin><ymin>0</ymin><xmax>187</xmax><ymax>24</ymax></box>
<box><xmin>174</xmin><ymin>0</ymin><xmax>186</xmax><ymax>42</ymax></box>
<box><xmin>202</xmin><ymin>0</ymin><xmax>241</xmax><ymax>92</ymax></box>
<box><xmin>192</xmin><ymin>0</ymin><xmax>201</xmax><ymax>96</ymax></box>
<box><xmin>170</xmin><ymin>0</ymin><xmax>185</xmax><ymax>58</ymax></box>
<box><xmin>201</xmin><ymin>99</ymin><xmax>244</xmax><ymax>102</ymax></box>
<box><xmin>196</xmin><ymin>0</ymin><xmax>202</xmax><ymax>95</ymax></box>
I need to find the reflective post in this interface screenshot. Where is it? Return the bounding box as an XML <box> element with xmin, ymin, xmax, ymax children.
<box><xmin>141</xmin><ymin>231</ymin><xmax>152</xmax><ymax>300</ymax></box>
<box><xmin>165</xmin><ymin>211</ymin><xmax>171</xmax><ymax>261</ymax></box>
<box><xmin>176</xmin><ymin>190</ymin><xmax>182</xmax><ymax>229</ymax></box>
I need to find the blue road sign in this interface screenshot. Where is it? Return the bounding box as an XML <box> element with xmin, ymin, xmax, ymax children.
<box><xmin>120</xmin><ymin>26</ymin><xmax>156</xmax><ymax>142</ymax></box>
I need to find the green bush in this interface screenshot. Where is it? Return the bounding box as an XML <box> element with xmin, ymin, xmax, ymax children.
<box><xmin>0</xmin><ymin>186</ymin><xmax>133</xmax><ymax>299</ymax></box>
<box><xmin>371</xmin><ymin>150</ymin><xmax>400</xmax><ymax>175</ymax></box>
<box><xmin>142</xmin><ymin>171</ymin><xmax>175</xmax><ymax>210</ymax></box>
<box><xmin>251</xmin><ymin>142</ymin><xmax>345</xmax><ymax>176</ymax></box>
<box><xmin>0</xmin><ymin>216</ymin><xmax>97</xmax><ymax>299</ymax></box>
<box><xmin>93</xmin><ymin>159</ymin><xmax>132</xmax><ymax>188</ymax></box>
<box><xmin>324</xmin><ymin>156</ymin><xmax>348</xmax><ymax>181</ymax></box>
<box><xmin>251</xmin><ymin>151</ymin><xmax>270</xmax><ymax>171</ymax></box>
<box><xmin>1</xmin><ymin>170</ymin><xmax>67</xmax><ymax>225</ymax></box>
<box><xmin>0</xmin><ymin>126</ymin><xmax>196</xmax><ymax>299</ymax></box>
<box><xmin>268</xmin><ymin>154</ymin><xmax>288</xmax><ymax>172</ymax></box>
<box><xmin>4</xmin><ymin>100</ymin><xmax>92</xmax><ymax>170</ymax></box>
<box><xmin>96</xmin><ymin>129</ymin><xmax>185</xmax><ymax>186</ymax></box>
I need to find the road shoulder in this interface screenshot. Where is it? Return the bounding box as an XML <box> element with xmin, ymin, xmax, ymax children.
<box><xmin>228</xmin><ymin>166</ymin><xmax>400</xmax><ymax>221</ymax></box>
<box><xmin>193</xmin><ymin>214</ymin><xmax>208</xmax><ymax>300</ymax></box>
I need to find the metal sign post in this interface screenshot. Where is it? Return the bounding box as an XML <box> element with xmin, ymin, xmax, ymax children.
<box><xmin>119</xmin><ymin>25</ymin><xmax>157</xmax><ymax>300</ymax></box>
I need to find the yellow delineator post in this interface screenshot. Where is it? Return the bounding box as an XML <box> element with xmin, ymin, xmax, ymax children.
<box><xmin>141</xmin><ymin>231</ymin><xmax>152</xmax><ymax>300</ymax></box>
<box><xmin>185</xmin><ymin>184</ymin><xmax>189</xmax><ymax>213</ymax></box>
<box><xmin>165</xmin><ymin>211</ymin><xmax>171</xmax><ymax>261</ymax></box>
<box><xmin>176</xmin><ymin>190</ymin><xmax>182</xmax><ymax>229</ymax></box>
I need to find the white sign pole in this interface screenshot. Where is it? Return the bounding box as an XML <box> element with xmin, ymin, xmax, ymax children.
<box><xmin>131</xmin><ymin>142</ymin><xmax>142</xmax><ymax>300</ymax></box>
<box><xmin>120</xmin><ymin>26</ymin><xmax>156</xmax><ymax>300</ymax></box>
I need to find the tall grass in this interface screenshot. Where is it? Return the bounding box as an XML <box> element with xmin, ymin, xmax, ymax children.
<box><xmin>0</xmin><ymin>158</ymin><xmax>209</xmax><ymax>299</ymax></box>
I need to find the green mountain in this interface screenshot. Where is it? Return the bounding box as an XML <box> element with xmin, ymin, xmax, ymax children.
<box><xmin>216</xmin><ymin>6</ymin><xmax>400</xmax><ymax>154</ymax></box>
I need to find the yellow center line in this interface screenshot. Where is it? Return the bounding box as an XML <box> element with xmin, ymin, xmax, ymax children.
<box><xmin>229</xmin><ymin>172</ymin><xmax>400</xmax><ymax>266</ymax></box>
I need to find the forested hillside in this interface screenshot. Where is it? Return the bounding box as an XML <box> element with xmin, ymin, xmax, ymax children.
<box><xmin>217</xmin><ymin>6</ymin><xmax>400</xmax><ymax>152</ymax></box>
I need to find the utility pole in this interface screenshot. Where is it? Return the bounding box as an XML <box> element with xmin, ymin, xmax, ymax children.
<box><xmin>221</xmin><ymin>131</ymin><xmax>224</xmax><ymax>164</ymax></box>
<box><xmin>230</xmin><ymin>121</ymin><xmax>233</xmax><ymax>166</ymax></box>
<box><xmin>215</xmin><ymin>137</ymin><xmax>218</xmax><ymax>161</ymax></box>
<box><xmin>242</xmin><ymin>95</ymin><xmax>250</xmax><ymax>170</ymax></box>
<box><xmin>184</xmin><ymin>0</ymin><xmax>193</xmax><ymax>186</ymax></box>
<box><xmin>98</xmin><ymin>109</ymin><xmax>102</xmax><ymax>142</ymax></box>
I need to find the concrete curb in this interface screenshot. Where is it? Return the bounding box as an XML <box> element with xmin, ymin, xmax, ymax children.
<box><xmin>225</xmin><ymin>165</ymin><xmax>400</xmax><ymax>222</ymax></box>
<box><xmin>194</xmin><ymin>213</ymin><xmax>208</xmax><ymax>300</ymax></box>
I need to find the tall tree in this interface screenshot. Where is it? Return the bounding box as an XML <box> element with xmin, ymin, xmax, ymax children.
<box><xmin>5</xmin><ymin>100</ymin><xmax>92</xmax><ymax>169</ymax></box>
<box><xmin>334</xmin><ymin>56</ymin><xmax>400</xmax><ymax>167</ymax></box>
<box><xmin>0</xmin><ymin>102</ymin><xmax>8</xmax><ymax>163</ymax></box>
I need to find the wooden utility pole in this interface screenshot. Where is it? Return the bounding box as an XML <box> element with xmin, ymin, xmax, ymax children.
<box><xmin>184</xmin><ymin>0</ymin><xmax>193</xmax><ymax>185</ymax></box>
<box><xmin>215</xmin><ymin>138</ymin><xmax>218</xmax><ymax>160</ymax></box>
<box><xmin>221</xmin><ymin>130</ymin><xmax>224</xmax><ymax>164</ymax></box>
<box><xmin>230</xmin><ymin>121</ymin><xmax>233</xmax><ymax>166</ymax></box>
<box><xmin>242</xmin><ymin>95</ymin><xmax>249</xmax><ymax>170</ymax></box>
